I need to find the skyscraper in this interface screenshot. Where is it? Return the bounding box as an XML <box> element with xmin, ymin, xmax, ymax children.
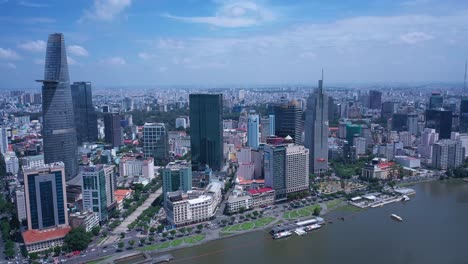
<box><xmin>369</xmin><ymin>90</ymin><xmax>382</xmax><ymax>110</ymax></box>
<box><xmin>247</xmin><ymin>113</ymin><xmax>260</xmax><ymax>149</ymax></box>
<box><xmin>273</xmin><ymin>100</ymin><xmax>302</xmax><ymax>144</ymax></box>
<box><xmin>460</xmin><ymin>97</ymin><xmax>468</xmax><ymax>133</ymax></box>
<box><xmin>38</xmin><ymin>33</ymin><xmax>78</xmax><ymax>180</ymax></box>
<box><xmin>82</xmin><ymin>165</ymin><xmax>116</xmax><ymax>222</ymax></box>
<box><xmin>429</xmin><ymin>92</ymin><xmax>443</xmax><ymax>109</ymax></box>
<box><xmin>432</xmin><ymin>139</ymin><xmax>464</xmax><ymax>169</ymax></box>
<box><xmin>23</xmin><ymin>162</ymin><xmax>68</xmax><ymax>230</ymax></box>
<box><xmin>71</xmin><ymin>82</ymin><xmax>98</xmax><ymax>144</ymax></box>
<box><xmin>143</xmin><ymin>122</ymin><xmax>169</xmax><ymax>162</ymax></box>
<box><xmin>425</xmin><ymin>109</ymin><xmax>452</xmax><ymax>139</ymax></box>
<box><xmin>104</xmin><ymin>113</ymin><xmax>123</xmax><ymax>148</ymax></box>
<box><xmin>0</xmin><ymin>127</ymin><xmax>8</xmax><ymax>154</ymax></box>
<box><xmin>304</xmin><ymin>76</ymin><xmax>329</xmax><ymax>174</ymax></box>
<box><xmin>189</xmin><ymin>94</ymin><xmax>223</xmax><ymax>171</ymax></box>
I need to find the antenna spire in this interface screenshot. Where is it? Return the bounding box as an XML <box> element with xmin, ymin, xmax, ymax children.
<box><xmin>321</xmin><ymin>68</ymin><xmax>324</xmax><ymax>81</ymax></box>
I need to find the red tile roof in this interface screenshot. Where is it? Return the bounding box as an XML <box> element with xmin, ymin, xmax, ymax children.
<box><xmin>248</xmin><ymin>187</ymin><xmax>274</xmax><ymax>195</ymax></box>
<box><xmin>377</xmin><ymin>162</ymin><xmax>396</xmax><ymax>169</ymax></box>
<box><xmin>22</xmin><ymin>226</ymin><xmax>71</xmax><ymax>245</ymax></box>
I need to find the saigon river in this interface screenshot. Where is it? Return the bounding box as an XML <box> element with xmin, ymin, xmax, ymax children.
<box><xmin>168</xmin><ymin>179</ymin><xmax>468</xmax><ymax>264</ymax></box>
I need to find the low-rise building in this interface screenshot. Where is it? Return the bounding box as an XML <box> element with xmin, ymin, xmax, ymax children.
<box><xmin>361</xmin><ymin>158</ymin><xmax>399</xmax><ymax>179</ymax></box>
<box><xmin>226</xmin><ymin>195</ymin><xmax>252</xmax><ymax>213</ymax></box>
<box><xmin>19</xmin><ymin>154</ymin><xmax>44</xmax><ymax>168</ymax></box>
<box><xmin>119</xmin><ymin>155</ymin><xmax>155</xmax><ymax>179</ymax></box>
<box><xmin>69</xmin><ymin>211</ymin><xmax>100</xmax><ymax>232</ymax></box>
<box><xmin>22</xmin><ymin>226</ymin><xmax>71</xmax><ymax>253</ymax></box>
<box><xmin>247</xmin><ymin>187</ymin><xmax>275</xmax><ymax>208</ymax></box>
<box><xmin>165</xmin><ymin>182</ymin><xmax>222</xmax><ymax>226</ymax></box>
<box><xmin>115</xmin><ymin>189</ymin><xmax>134</xmax><ymax>211</ymax></box>
<box><xmin>395</xmin><ymin>156</ymin><xmax>421</xmax><ymax>169</ymax></box>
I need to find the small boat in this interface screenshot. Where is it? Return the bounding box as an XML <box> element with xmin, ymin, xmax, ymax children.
<box><xmin>274</xmin><ymin>231</ymin><xmax>292</xmax><ymax>239</ymax></box>
<box><xmin>463</xmin><ymin>178</ymin><xmax>468</xmax><ymax>182</ymax></box>
<box><xmin>294</xmin><ymin>228</ymin><xmax>307</xmax><ymax>236</ymax></box>
<box><xmin>391</xmin><ymin>214</ymin><xmax>403</xmax><ymax>221</ymax></box>
<box><xmin>304</xmin><ymin>224</ymin><xmax>321</xmax><ymax>231</ymax></box>
<box><xmin>401</xmin><ymin>195</ymin><xmax>410</xmax><ymax>202</ymax></box>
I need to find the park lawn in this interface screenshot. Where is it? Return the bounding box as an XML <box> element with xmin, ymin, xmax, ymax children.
<box><xmin>337</xmin><ymin>204</ymin><xmax>363</xmax><ymax>213</ymax></box>
<box><xmin>326</xmin><ymin>198</ymin><xmax>344</xmax><ymax>210</ymax></box>
<box><xmin>240</xmin><ymin>222</ymin><xmax>255</xmax><ymax>230</ymax></box>
<box><xmin>139</xmin><ymin>235</ymin><xmax>206</xmax><ymax>252</ymax></box>
<box><xmin>284</xmin><ymin>205</ymin><xmax>321</xmax><ymax>219</ymax></box>
<box><xmin>253</xmin><ymin>217</ymin><xmax>275</xmax><ymax>228</ymax></box>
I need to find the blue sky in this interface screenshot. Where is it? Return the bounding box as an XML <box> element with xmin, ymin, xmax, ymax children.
<box><xmin>0</xmin><ymin>0</ymin><xmax>468</xmax><ymax>88</ymax></box>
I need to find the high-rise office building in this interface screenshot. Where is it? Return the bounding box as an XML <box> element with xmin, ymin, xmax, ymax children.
<box><xmin>82</xmin><ymin>165</ymin><xmax>116</xmax><ymax>222</ymax></box>
<box><xmin>429</xmin><ymin>92</ymin><xmax>443</xmax><ymax>109</ymax></box>
<box><xmin>391</xmin><ymin>113</ymin><xmax>408</xmax><ymax>132</ymax></box>
<box><xmin>15</xmin><ymin>188</ymin><xmax>27</xmax><ymax>221</ymax></box>
<box><xmin>460</xmin><ymin>97</ymin><xmax>468</xmax><ymax>133</ymax></box>
<box><xmin>273</xmin><ymin>100</ymin><xmax>302</xmax><ymax>144</ymax></box>
<box><xmin>71</xmin><ymin>82</ymin><xmax>98</xmax><ymax>144</ymax></box>
<box><xmin>247</xmin><ymin>114</ymin><xmax>260</xmax><ymax>149</ymax></box>
<box><xmin>418</xmin><ymin>128</ymin><xmax>439</xmax><ymax>159</ymax></box>
<box><xmin>381</xmin><ymin>101</ymin><xmax>398</xmax><ymax>119</ymax></box>
<box><xmin>407</xmin><ymin>113</ymin><xmax>418</xmax><ymax>135</ymax></box>
<box><xmin>304</xmin><ymin>77</ymin><xmax>329</xmax><ymax>174</ymax></box>
<box><xmin>38</xmin><ymin>33</ymin><xmax>78</xmax><ymax>180</ymax></box>
<box><xmin>264</xmin><ymin>144</ymin><xmax>309</xmax><ymax>200</ymax></box>
<box><xmin>143</xmin><ymin>123</ymin><xmax>169</xmax><ymax>161</ymax></box>
<box><xmin>23</xmin><ymin>162</ymin><xmax>68</xmax><ymax>230</ymax></box>
<box><xmin>432</xmin><ymin>140</ymin><xmax>464</xmax><ymax>170</ymax></box>
<box><xmin>0</xmin><ymin>127</ymin><xmax>8</xmax><ymax>154</ymax></box>
<box><xmin>369</xmin><ymin>90</ymin><xmax>382</xmax><ymax>110</ymax></box>
<box><xmin>260</xmin><ymin>115</ymin><xmax>275</xmax><ymax>143</ymax></box>
<box><xmin>104</xmin><ymin>113</ymin><xmax>123</xmax><ymax>148</ymax></box>
<box><xmin>189</xmin><ymin>94</ymin><xmax>223</xmax><ymax>171</ymax></box>
<box><xmin>425</xmin><ymin>109</ymin><xmax>452</xmax><ymax>139</ymax></box>
<box><xmin>162</xmin><ymin>162</ymin><xmax>192</xmax><ymax>199</ymax></box>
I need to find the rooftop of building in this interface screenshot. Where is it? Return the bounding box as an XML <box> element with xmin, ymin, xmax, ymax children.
<box><xmin>247</xmin><ymin>187</ymin><xmax>274</xmax><ymax>196</ymax></box>
<box><xmin>227</xmin><ymin>194</ymin><xmax>250</xmax><ymax>203</ymax></box>
<box><xmin>22</xmin><ymin>226</ymin><xmax>71</xmax><ymax>245</ymax></box>
<box><xmin>22</xmin><ymin>162</ymin><xmax>64</xmax><ymax>173</ymax></box>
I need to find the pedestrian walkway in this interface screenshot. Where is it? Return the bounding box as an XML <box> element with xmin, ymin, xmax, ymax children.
<box><xmin>105</xmin><ymin>188</ymin><xmax>162</xmax><ymax>245</ymax></box>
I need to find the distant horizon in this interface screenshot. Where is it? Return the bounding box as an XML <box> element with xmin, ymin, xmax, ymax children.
<box><xmin>1</xmin><ymin>0</ymin><xmax>468</xmax><ymax>88</ymax></box>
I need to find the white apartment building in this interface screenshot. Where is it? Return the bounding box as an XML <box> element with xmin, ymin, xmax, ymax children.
<box><xmin>166</xmin><ymin>182</ymin><xmax>222</xmax><ymax>226</ymax></box>
<box><xmin>119</xmin><ymin>156</ymin><xmax>155</xmax><ymax>179</ymax></box>
<box><xmin>285</xmin><ymin>145</ymin><xmax>309</xmax><ymax>194</ymax></box>
<box><xmin>4</xmin><ymin>151</ymin><xmax>19</xmax><ymax>175</ymax></box>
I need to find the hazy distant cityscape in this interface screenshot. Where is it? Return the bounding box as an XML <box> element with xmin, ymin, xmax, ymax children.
<box><xmin>1</xmin><ymin>0</ymin><xmax>468</xmax><ymax>264</ymax></box>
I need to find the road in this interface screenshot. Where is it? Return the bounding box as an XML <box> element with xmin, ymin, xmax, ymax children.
<box><xmin>105</xmin><ymin>188</ymin><xmax>162</xmax><ymax>245</ymax></box>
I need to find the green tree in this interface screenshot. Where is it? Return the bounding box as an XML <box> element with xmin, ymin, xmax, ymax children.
<box><xmin>120</xmin><ymin>232</ymin><xmax>126</xmax><ymax>239</ymax></box>
<box><xmin>196</xmin><ymin>224</ymin><xmax>203</xmax><ymax>232</ymax></box>
<box><xmin>313</xmin><ymin>206</ymin><xmax>322</xmax><ymax>216</ymax></box>
<box><xmin>117</xmin><ymin>242</ymin><xmax>124</xmax><ymax>251</ymax></box>
<box><xmin>64</xmin><ymin>227</ymin><xmax>92</xmax><ymax>251</ymax></box>
<box><xmin>139</xmin><ymin>238</ymin><xmax>146</xmax><ymax>245</ymax></box>
<box><xmin>128</xmin><ymin>240</ymin><xmax>135</xmax><ymax>248</ymax></box>
<box><xmin>29</xmin><ymin>252</ymin><xmax>39</xmax><ymax>260</ymax></box>
<box><xmin>169</xmin><ymin>230</ymin><xmax>177</xmax><ymax>237</ymax></box>
<box><xmin>91</xmin><ymin>226</ymin><xmax>101</xmax><ymax>236</ymax></box>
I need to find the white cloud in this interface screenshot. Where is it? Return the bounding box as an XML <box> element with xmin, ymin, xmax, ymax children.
<box><xmin>1</xmin><ymin>62</ymin><xmax>16</xmax><ymax>69</ymax></box>
<box><xmin>18</xmin><ymin>40</ymin><xmax>46</xmax><ymax>52</ymax></box>
<box><xmin>400</xmin><ymin>32</ymin><xmax>434</xmax><ymax>44</ymax></box>
<box><xmin>100</xmin><ymin>56</ymin><xmax>126</xmax><ymax>65</ymax></box>
<box><xmin>68</xmin><ymin>45</ymin><xmax>89</xmax><ymax>56</ymax></box>
<box><xmin>80</xmin><ymin>0</ymin><xmax>132</xmax><ymax>22</ymax></box>
<box><xmin>18</xmin><ymin>1</ymin><xmax>48</xmax><ymax>7</ymax></box>
<box><xmin>138</xmin><ymin>52</ymin><xmax>152</xmax><ymax>60</ymax></box>
<box><xmin>67</xmin><ymin>56</ymin><xmax>78</xmax><ymax>65</ymax></box>
<box><xmin>165</xmin><ymin>1</ymin><xmax>275</xmax><ymax>28</ymax></box>
<box><xmin>34</xmin><ymin>58</ymin><xmax>44</xmax><ymax>65</ymax></box>
<box><xmin>0</xmin><ymin>47</ymin><xmax>20</xmax><ymax>60</ymax></box>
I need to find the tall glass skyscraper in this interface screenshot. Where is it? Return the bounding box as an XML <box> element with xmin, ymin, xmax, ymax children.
<box><xmin>38</xmin><ymin>33</ymin><xmax>78</xmax><ymax>180</ymax></box>
<box><xmin>247</xmin><ymin>113</ymin><xmax>260</xmax><ymax>149</ymax></box>
<box><xmin>189</xmin><ymin>94</ymin><xmax>223</xmax><ymax>171</ymax></box>
<box><xmin>71</xmin><ymin>82</ymin><xmax>98</xmax><ymax>144</ymax></box>
<box><xmin>304</xmin><ymin>77</ymin><xmax>329</xmax><ymax>174</ymax></box>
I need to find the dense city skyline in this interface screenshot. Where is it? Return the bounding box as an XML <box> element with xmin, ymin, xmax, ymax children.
<box><xmin>1</xmin><ymin>0</ymin><xmax>468</xmax><ymax>88</ymax></box>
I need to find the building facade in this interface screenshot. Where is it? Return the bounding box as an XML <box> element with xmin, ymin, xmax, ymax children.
<box><xmin>189</xmin><ymin>94</ymin><xmax>223</xmax><ymax>171</ymax></box>
<box><xmin>119</xmin><ymin>156</ymin><xmax>155</xmax><ymax>179</ymax></box>
<box><xmin>104</xmin><ymin>113</ymin><xmax>123</xmax><ymax>148</ymax></box>
<box><xmin>247</xmin><ymin>114</ymin><xmax>260</xmax><ymax>149</ymax></box>
<box><xmin>425</xmin><ymin>109</ymin><xmax>452</xmax><ymax>139</ymax></box>
<box><xmin>71</xmin><ymin>82</ymin><xmax>98</xmax><ymax>144</ymax></box>
<box><xmin>39</xmin><ymin>33</ymin><xmax>78</xmax><ymax>180</ymax></box>
<box><xmin>162</xmin><ymin>161</ymin><xmax>192</xmax><ymax>199</ymax></box>
<box><xmin>304</xmin><ymin>77</ymin><xmax>329</xmax><ymax>174</ymax></box>
<box><xmin>82</xmin><ymin>165</ymin><xmax>116</xmax><ymax>222</ymax></box>
<box><xmin>273</xmin><ymin>100</ymin><xmax>302</xmax><ymax>144</ymax></box>
<box><xmin>369</xmin><ymin>90</ymin><xmax>382</xmax><ymax>110</ymax></box>
<box><xmin>432</xmin><ymin>140</ymin><xmax>464</xmax><ymax>170</ymax></box>
<box><xmin>69</xmin><ymin>211</ymin><xmax>99</xmax><ymax>232</ymax></box>
<box><xmin>143</xmin><ymin>122</ymin><xmax>169</xmax><ymax>161</ymax></box>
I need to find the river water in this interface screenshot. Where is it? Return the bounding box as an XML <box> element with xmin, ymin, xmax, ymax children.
<box><xmin>169</xmin><ymin>179</ymin><xmax>468</xmax><ymax>264</ymax></box>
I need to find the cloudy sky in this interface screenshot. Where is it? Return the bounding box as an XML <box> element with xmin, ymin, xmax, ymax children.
<box><xmin>0</xmin><ymin>0</ymin><xmax>467</xmax><ymax>88</ymax></box>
